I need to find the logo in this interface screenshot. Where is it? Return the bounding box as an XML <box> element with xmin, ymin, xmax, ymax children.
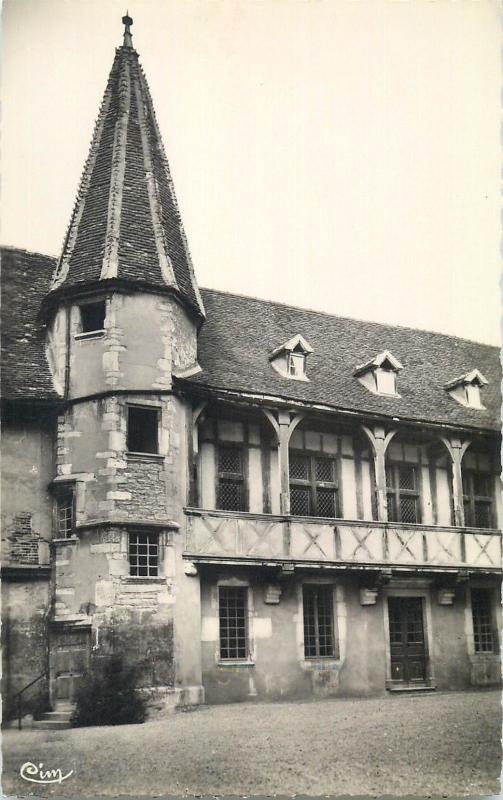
<box><xmin>20</xmin><ymin>761</ymin><xmax>74</xmax><ymax>785</ymax></box>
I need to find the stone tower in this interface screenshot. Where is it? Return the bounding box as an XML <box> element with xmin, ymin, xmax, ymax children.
<box><xmin>42</xmin><ymin>16</ymin><xmax>205</xmax><ymax>710</ymax></box>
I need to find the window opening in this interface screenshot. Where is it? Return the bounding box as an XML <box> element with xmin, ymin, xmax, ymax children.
<box><xmin>471</xmin><ymin>588</ymin><xmax>495</xmax><ymax>653</ymax></box>
<box><xmin>127</xmin><ymin>406</ymin><xmax>159</xmax><ymax>454</ymax></box>
<box><xmin>79</xmin><ymin>301</ymin><xmax>106</xmax><ymax>333</ymax></box>
<box><xmin>289</xmin><ymin>452</ymin><xmax>338</xmax><ymax>518</ymax></box>
<box><xmin>303</xmin><ymin>584</ymin><xmax>335</xmax><ymax>657</ymax></box>
<box><xmin>386</xmin><ymin>463</ymin><xmax>420</xmax><ymax>524</ymax></box>
<box><xmin>217</xmin><ymin>446</ymin><xmax>245</xmax><ymax>511</ymax></box>
<box><xmin>219</xmin><ymin>586</ymin><xmax>248</xmax><ymax>660</ymax></box>
<box><xmin>56</xmin><ymin>486</ymin><xmax>75</xmax><ymax>538</ymax></box>
<box><xmin>463</xmin><ymin>470</ymin><xmax>494</xmax><ymax>529</ymax></box>
<box><xmin>129</xmin><ymin>532</ymin><xmax>159</xmax><ymax>577</ymax></box>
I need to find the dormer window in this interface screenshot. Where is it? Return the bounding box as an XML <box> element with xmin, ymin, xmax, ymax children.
<box><xmin>270</xmin><ymin>335</ymin><xmax>313</xmax><ymax>382</ymax></box>
<box><xmin>354</xmin><ymin>350</ymin><xmax>403</xmax><ymax>397</ymax></box>
<box><xmin>445</xmin><ymin>369</ymin><xmax>488</xmax><ymax>410</ymax></box>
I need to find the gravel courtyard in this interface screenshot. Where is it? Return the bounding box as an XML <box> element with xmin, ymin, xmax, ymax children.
<box><xmin>2</xmin><ymin>688</ymin><xmax>501</xmax><ymax>797</ymax></box>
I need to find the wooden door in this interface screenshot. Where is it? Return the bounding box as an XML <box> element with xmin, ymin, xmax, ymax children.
<box><xmin>54</xmin><ymin>629</ymin><xmax>90</xmax><ymax>704</ymax></box>
<box><xmin>388</xmin><ymin>597</ymin><xmax>427</xmax><ymax>683</ymax></box>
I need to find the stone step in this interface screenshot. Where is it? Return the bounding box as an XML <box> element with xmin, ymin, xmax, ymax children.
<box><xmin>40</xmin><ymin>710</ymin><xmax>72</xmax><ymax>721</ymax></box>
<box><xmin>32</xmin><ymin>719</ymin><xmax>72</xmax><ymax>730</ymax></box>
<box><xmin>388</xmin><ymin>684</ymin><xmax>436</xmax><ymax>694</ymax></box>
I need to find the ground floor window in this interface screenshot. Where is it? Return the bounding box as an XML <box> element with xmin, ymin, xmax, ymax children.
<box><xmin>219</xmin><ymin>585</ymin><xmax>248</xmax><ymax>660</ymax></box>
<box><xmin>471</xmin><ymin>588</ymin><xmax>495</xmax><ymax>653</ymax></box>
<box><xmin>303</xmin><ymin>584</ymin><xmax>335</xmax><ymax>657</ymax></box>
<box><xmin>128</xmin><ymin>532</ymin><xmax>159</xmax><ymax>577</ymax></box>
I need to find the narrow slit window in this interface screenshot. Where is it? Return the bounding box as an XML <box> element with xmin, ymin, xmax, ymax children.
<box><xmin>127</xmin><ymin>406</ymin><xmax>159</xmax><ymax>454</ymax></box>
<box><xmin>471</xmin><ymin>588</ymin><xmax>495</xmax><ymax>653</ymax></box>
<box><xmin>129</xmin><ymin>532</ymin><xmax>159</xmax><ymax>577</ymax></box>
<box><xmin>219</xmin><ymin>586</ymin><xmax>248</xmax><ymax>660</ymax></box>
<box><xmin>79</xmin><ymin>301</ymin><xmax>106</xmax><ymax>334</ymax></box>
<box><xmin>303</xmin><ymin>584</ymin><xmax>335</xmax><ymax>657</ymax></box>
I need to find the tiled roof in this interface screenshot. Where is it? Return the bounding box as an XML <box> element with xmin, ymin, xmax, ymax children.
<box><xmin>187</xmin><ymin>289</ymin><xmax>502</xmax><ymax>432</ymax></box>
<box><xmin>2</xmin><ymin>249</ymin><xmax>501</xmax><ymax>432</ymax></box>
<box><xmin>1</xmin><ymin>248</ymin><xmax>60</xmax><ymax>401</ymax></box>
<box><xmin>49</xmin><ymin>40</ymin><xmax>204</xmax><ymax>320</ymax></box>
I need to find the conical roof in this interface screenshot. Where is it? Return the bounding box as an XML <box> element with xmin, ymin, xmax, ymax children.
<box><xmin>49</xmin><ymin>17</ymin><xmax>205</xmax><ymax>321</ymax></box>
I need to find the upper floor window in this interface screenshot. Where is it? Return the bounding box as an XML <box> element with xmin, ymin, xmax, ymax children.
<box><xmin>354</xmin><ymin>350</ymin><xmax>403</xmax><ymax>397</ymax></box>
<box><xmin>445</xmin><ymin>369</ymin><xmax>488</xmax><ymax>410</ymax></box>
<box><xmin>463</xmin><ymin>470</ymin><xmax>494</xmax><ymax>529</ymax></box>
<box><xmin>471</xmin><ymin>588</ymin><xmax>495</xmax><ymax>653</ymax></box>
<box><xmin>270</xmin><ymin>334</ymin><xmax>313</xmax><ymax>382</ymax></box>
<box><xmin>77</xmin><ymin>300</ymin><xmax>106</xmax><ymax>337</ymax></box>
<box><xmin>218</xmin><ymin>585</ymin><xmax>248</xmax><ymax>660</ymax></box>
<box><xmin>289</xmin><ymin>452</ymin><xmax>339</xmax><ymax>518</ymax></box>
<box><xmin>128</xmin><ymin>532</ymin><xmax>159</xmax><ymax>577</ymax></box>
<box><xmin>386</xmin><ymin>463</ymin><xmax>420</xmax><ymax>524</ymax></box>
<box><xmin>217</xmin><ymin>446</ymin><xmax>246</xmax><ymax>511</ymax></box>
<box><xmin>127</xmin><ymin>406</ymin><xmax>159</xmax><ymax>454</ymax></box>
<box><xmin>55</xmin><ymin>485</ymin><xmax>75</xmax><ymax>538</ymax></box>
<box><xmin>303</xmin><ymin>584</ymin><xmax>335</xmax><ymax>658</ymax></box>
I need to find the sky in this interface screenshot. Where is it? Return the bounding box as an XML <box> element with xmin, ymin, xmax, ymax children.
<box><xmin>2</xmin><ymin>0</ymin><xmax>501</xmax><ymax>345</ymax></box>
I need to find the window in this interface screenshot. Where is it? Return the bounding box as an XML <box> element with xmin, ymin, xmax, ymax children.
<box><xmin>303</xmin><ymin>585</ymin><xmax>335</xmax><ymax>657</ymax></box>
<box><xmin>219</xmin><ymin>586</ymin><xmax>248</xmax><ymax>660</ymax></box>
<box><xmin>56</xmin><ymin>486</ymin><xmax>75</xmax><ymax>537</ymax></box>
<box><xmin>471</xmin><ymin>589</ymin><xmax>495</xmax><ymax>653</ymax></box>
<box><xmin>79</xmin><ymin>301</ymin><xmax>106</xmax><ymax>334</ymax></box>
<box><xmin>463</xmin><ymin>470</ymin><xmax>494</xmax><ymax>529</ymax></box>
<box><xmin>445</xmin><ymin>370</ymin><xmax>488</xmax><ymax>410</ymax></box>
<box><xmin>375</xmin><ymin>368</ymin><xmax>396</xmax><ymax>396</ymax></box>
<box><xmin>289</xmin><ymin>452</ymin><xmax>339</xmax><ymax>518</ymax></box>
<box><xmin>128</xmin><ymin>532</ymin><xmax>159</xmax><ymax>577</ymax></box>
<box><xmin>288</xmin><ymin>351</ymin><xmax>306</xmax><ymax>379</ymax></box>
<box><xmin>386</xmin><ymin>463</ymin><xmax>420</xmax><ymax>524</ymax></box>
<box><xmin>127</xmin><ymin>406</ymin><xmax>159</xmax><ymax>454</ymax></box>
<box><xmin>217</xmin><ymin>446</ymin><xmax>245</xmax><ymax>511</ymax></box>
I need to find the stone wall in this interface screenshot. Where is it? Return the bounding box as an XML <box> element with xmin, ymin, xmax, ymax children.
<box><xmin>2</xmin><ymin>575</ymin><xmax>50</xmax><ymax>720</ymax></box>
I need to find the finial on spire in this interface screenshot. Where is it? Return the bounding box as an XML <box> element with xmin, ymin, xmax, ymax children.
<box><xmin>122</xmin><ymin>12</ymin><xmax>133</xmax><ymax>47</ymax></box>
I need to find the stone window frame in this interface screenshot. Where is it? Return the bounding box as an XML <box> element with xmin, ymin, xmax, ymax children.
<box><xmin>128</xmin><ymin>530</ymin><xmax>160</xmax><ymax>578</ymax></box>
<box><xmin>126</xmin><ymin>403</ymin><xmax>161</xmax><ymax>456</ymax></box>
<box><xmin>296</xmin><ymin>579</ymin><xmax>342</xmax><ymax>668</ymax></box>
<box><xmin>51</xmin><ymin>479</ymin><xmax>77</xmax><ymax>539</ymax></box>
<box><xmin>216</xmin><ymin>578</ymin><xmax>255</xmax><ymax>666</ymax></box>
<box><xmin>466</xmin><ymin>585</ymin><xmax>500</xmax><ymax>656</ymax></box>
<box><xmin>302</xmin><ymin>583</ymin><xmax>337</xmax><ymax>658</ymax></box>
<box><xmin>74</xmin><ymin>298</ymin><xmax>107</xmax><ymax>341</ymax></box>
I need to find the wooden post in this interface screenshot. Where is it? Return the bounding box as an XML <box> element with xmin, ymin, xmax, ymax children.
<box><xmin>361</xmin><ymin>424</ymin><xmax>397</xmax><ymax>522</ymax></box>
<box><xmin>439</xmin><ymin>436</ymin><xmax>471</xmax><ymax>527</ymax></box>
<box><xmin>262</xmin><ymin>408</ymin><xmax>304</xmax><ymax>516</ymax></box>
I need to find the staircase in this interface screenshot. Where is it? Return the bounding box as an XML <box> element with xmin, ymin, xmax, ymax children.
<box><xmin>32</xmin><ymin>703</ymin><xmax>73</xmax><ymax>730</ymax></box>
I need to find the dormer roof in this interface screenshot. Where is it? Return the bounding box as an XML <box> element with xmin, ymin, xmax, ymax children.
<box><xmin>445</xmin><ymin>369</ymin><xmax>489</xmax><ymax>390</ymax></box>
<box><xmin>269</xmin><ymin>334</ymin><xmax>314</xmax><ymax>360</ymax></box>
<box><xmin>353</xmin><ymin>350</ymin><xmax>403</xmax><ymax>377</ymax></box>
<box><xmin>47</xmin><ymin>18</ymin><xmax>205</xmax><ymax>322</ymax></box>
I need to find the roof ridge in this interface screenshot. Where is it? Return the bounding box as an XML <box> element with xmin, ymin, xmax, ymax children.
<box><xmin>200</xmin><ymin>287</ymin><xmax>500</xmax><ymax>350</ymax></box>
<box><xmin>0</xmin><ymin>244</ymin><xmax>58</xmax><ymax>261</ymax></box>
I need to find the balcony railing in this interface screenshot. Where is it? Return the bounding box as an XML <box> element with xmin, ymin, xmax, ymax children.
<box><xmin>184</xmin><ymin>509</ymin><xmax>502</xmax><ymax>572</ymax></box>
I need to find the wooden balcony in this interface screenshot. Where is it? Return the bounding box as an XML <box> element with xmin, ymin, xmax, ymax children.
<box><xmin>184</xmin><ymin>509</ymin><xmax>502</xmax><ymax>573</ymax></box>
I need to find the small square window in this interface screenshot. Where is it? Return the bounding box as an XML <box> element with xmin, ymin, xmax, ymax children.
<box><xmin>129</xmin><ymin>532</ymin><xmax>159</xmax><ymax>577</ymax></box>
<box><xmin>79</xmin><ymin>301</ymin><xmax>106</xmax><ymax>333</ymax></box>
<box><xmin>127</xmin><ymin>406</ymin><xmax>159</xmax><ymax>454</ymax></box>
